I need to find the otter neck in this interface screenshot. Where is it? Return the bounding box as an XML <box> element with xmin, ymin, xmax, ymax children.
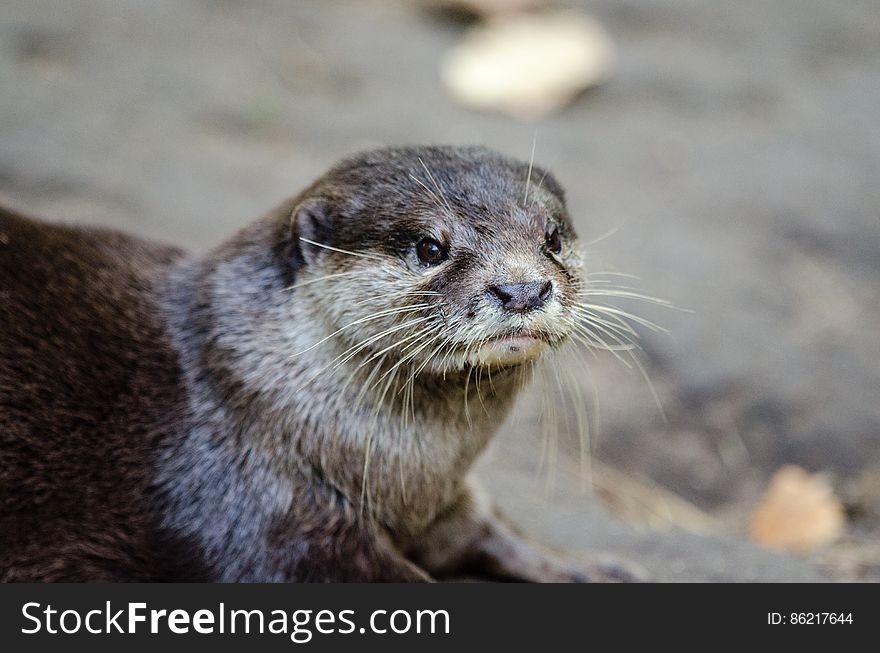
<box><xmin>279</xmin><ymin>351</ymin><xmax>525</xmax><ymax>534</ymax></box>
<box><xmin>161</xmin><ymin>222</ymin><xmax>530</xmax><ymax>538</ymax></box>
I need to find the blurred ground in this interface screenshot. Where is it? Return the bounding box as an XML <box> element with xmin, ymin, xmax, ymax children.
<box><xmin>1</xmin><ymin>0</ymin><xmax>878</xmax><ymax>581</ymax></box>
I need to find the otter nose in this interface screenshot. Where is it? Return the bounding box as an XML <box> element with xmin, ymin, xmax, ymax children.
<box><xmin>488</xmin><ymin>280</ymin><xmax>553</xmax><ymax>313</ymax></box>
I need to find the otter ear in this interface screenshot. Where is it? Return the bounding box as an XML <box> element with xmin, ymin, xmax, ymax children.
<box><xmin>289</xmin><ymin>198</ymin><xmax>333</xmax><ymax>266</ymax></box>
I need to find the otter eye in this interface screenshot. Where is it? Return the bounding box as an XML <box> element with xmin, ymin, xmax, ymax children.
<box><xmin>416</xmin><ymin>238</ymin><xmax>446</xmax><ymax>265</ymax></box>
<box><xmin>544</xmin><ymin>223</ymin><xmax>562</xmax><ymax>254</ymax></box>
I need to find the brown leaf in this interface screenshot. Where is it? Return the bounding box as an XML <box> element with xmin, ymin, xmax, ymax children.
<box><xmin>749</xmin><ymin>465</ymin><xmax>845</xmax><ymax>553</ymax></box>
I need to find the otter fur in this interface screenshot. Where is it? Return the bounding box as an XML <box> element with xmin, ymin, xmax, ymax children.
<box><xmin>0</xmin><ymin>146</ymin><xmax>633</xmax><ymax>582</ymax></box>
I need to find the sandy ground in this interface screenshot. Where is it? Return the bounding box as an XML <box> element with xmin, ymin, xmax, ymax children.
<box><xmin>2</xmin><ymin>0</ymin><xmax>878</xmax><ymax>581</ymax></box>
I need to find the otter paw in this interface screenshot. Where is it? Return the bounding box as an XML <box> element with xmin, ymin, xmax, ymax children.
<box><xmin>531</xmin><ymin>555</ymin><xmax>647</xmax><ymax>583</ymax></box>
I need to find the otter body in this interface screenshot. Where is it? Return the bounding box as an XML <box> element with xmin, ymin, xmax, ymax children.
<box><xmin>0</xmin><ymin>146</ymin><xmax>629</xmax><ymax>582</ymax></box>
<box><xmin>0</xmin><ymin>211</ymin><xmax>204</xmax><ymax>580</ymax></box>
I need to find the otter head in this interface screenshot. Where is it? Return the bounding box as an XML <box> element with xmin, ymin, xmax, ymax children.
<box><xmin>289</xmin><ymin>146</ymin><xmax>584</xmax><ymax>378</ymax></box>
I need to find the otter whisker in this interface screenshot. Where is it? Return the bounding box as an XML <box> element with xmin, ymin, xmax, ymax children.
<box><xmin>578</xmin><ymin>289</ymin><xmax>675</xmax><ymax>308</ymax></box>
<box><xmin>358</xmin><ymin>324</ymin><xmax>444</xmax><ymax>370</ymax></box>
<box><xmin>390</xmin><ymin>310</ymin><xmax>451</xmax><ymax>364</ymax></box>
<box><xmin>298</xmin><ymin>237</ymin><xmax>386</xmax><ymax>261</ymax></box>
<box><xmin>361</xmin><ymin>361</ymin><xmax>404</xmax><ymax>517</ymax></box>
<box><xmin>290</xmin><ymin>304</ymin><xmax>432</xmax><ymax>357</ymax></box>
<box><xmin>562</xmin><ymin>316</ymin><xmax>636</xmax><ymax>353</ymax></box>
<box><xmin>408</xmin><ymin>173</ymin><xmax>454</xmax><ymax>220</ymax></box>
<box><xmin>359</xmin><ymin>430</ymin><xmax>375</xmax><ymax>519</ymax></box>
<box><xmin>571</xmin><ymin>305</ymin><xmax>639</xmax><ymax>339</ymax></box>
<box><xmin>535</xmin><ymin>358</ymin><xmax>551</xmax><ymax>484</ymax></box>
<box><xmin>572</xmin><ymin>308</ymin><xmax>640</xmax><ymax>341</ymax></box>
<box><xmin>565</xmin><ymin>330</ymin><xmax>600</xmax><ymax>359</ymax></box>
<box><xmin>579</xmin><ymin>225</ymin><xmax>623</xmax><ymax>249</ymax></box>
<box><xmin>572</xmin><ymin>367</ymin><xmax>594</xmax><ymax>492</ymax></box>
<box><xmin>462</xmin><ymin>365</ymin><xmax>473</xmax><ymax>428</ymax></box>
<box><xmin>571</xmin><ymin>308</ymin><xmax>667</xmax><ymax>422</ymax></box>
<box><xmin>394</xmin><ymin>325</ymin><xmax>445</xmax><ymax>359</ymax></box>
<box><xmin>401</xmin><ymin>327</ymin><xmax>461</xmax><ymax>389</ymax></box>
<box><xmin>556</xmin><ymin>347</ymin><xmax>594</xmax><ymax>490</ymax></box>
<box><xmin>569</xmin><ymin>319</ymin><xmax>638</xmax><ymax>369</ymax></box>
<box><xmin>417</xmin><ymin>157</ymin><xmax>456</xmax><ymax>218</ymax></box>
<box><xmin>331</xmin><ymin>316</ymin><xmax>436</xmax><ymax>371</ymax></box>
<box><xmin>441</xmin><ymin>320</ymin><xmax>482</xmax><ymax>372</ymax></box>
<box><xmin>544</xmin><ymin>351</ymin><xmax>588</xmax><ymax>483</ymax></box>
<box><xmin>629</xmin><ymin>348</ymin><xmax>667</xmax><ymax>422</ymax></box>
<box><xmin>485</xmin><ymin>357</ymin><xmax>498</xmax><ymax>396</ymax></box>
<box><xmin>437</xmin><ymin>329</ymin><xmax>471</xmax><ymax>374</ymax></box>
<box><xmin>398</xmin><ymin>374</ymin><xmax>413</xmax><ymax>506</ymax></box>
<box><xmin>522</xmin><ymin>131</ymin><xmax>537</xmax><ymax>207</ymax></box>
<box><xmin>371</xmin><ymin>328</ymin><xmax>444</xmax><ymax>390</ymax></box>
<box><xmin>389</xmin><ymin>329</ymin><xmax>452</xmax><ymax>390</ymax></box>
<box><xmin>342</xmin><ymin>353</ymin><xmax>391</xmax><ymax>517</ymax></box>
<box><xmin>283</xmin><ymin>268</ymin><xmax>400</xmax><ymax>292</ymax></box>
<box><xmin>570</xmin><ymin>311</ymin><xmax>640</xmax><ymax>348</ymax></box>
<box><xmin>578</xmin><ymin>303</ymin><xmax>668</xmax><ymax>334</ymax></box>
<box><xmin>545</xmin><ymin>351</ymin><xmax>570</xmax><ymax>495</ymax></box>
<box><xmin>585</xmin><ymin>271</ymin><xmax>642</xmax><ymax>281</ymax></box>
<box><xmin>570</xmin><ymin>314</ymin><xmax>636</xmax><ymax>359</ymax></box>
<box><xmin>293</xmin><ymin>315</ymin><xmax>434</xmax><ymax>394</ymax></box>
<box><xmin>473</xmin><ymin>363</ymin><xmax>489</xmax><ymax>417</ymax></box>
<box><xmin>570</xmin><ymin>331</ymin><xmax>634</xmax><ymax>363</ymax></box>
<box><xmin>337</xmin><ymin>349</ymin><xmax>386</xmax><ymax>421</ymax></box>
<box><xmin>354</xmin><ymin>290</ymin><xmax>443</xmax><ymax>306</ymax></box>
<box><xmin>572</xmin><ymin>303</ymin><xmax>653</xmax><ymax>336</ymax></box>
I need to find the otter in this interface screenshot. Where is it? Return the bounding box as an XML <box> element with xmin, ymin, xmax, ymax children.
<box><xmin>0</xmin><ymin>145</ymin><xmax>635</xmax><ymax>582</ymax></box>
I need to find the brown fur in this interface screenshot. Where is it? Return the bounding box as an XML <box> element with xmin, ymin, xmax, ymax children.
<box><xmin>0</xmin><ymin>208</ymin><xmax>208</xmax><ymax>580</ymax></box>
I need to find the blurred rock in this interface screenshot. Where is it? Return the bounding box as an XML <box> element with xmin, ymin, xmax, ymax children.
<box><xmin>440</xmin><ymin>11</ymin><xmax>615</xmax><ymax>119</ymax></box>
<box><xmin>840</xmin><ymin>467</ymin><xmax>880</xmax><ymax>528</ymax></box>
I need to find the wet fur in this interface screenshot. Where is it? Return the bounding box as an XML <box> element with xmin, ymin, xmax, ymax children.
<box><xmin>0</xmin><ymin>146</ymin><xmax>631</xmax><ymax>582</ymax></box>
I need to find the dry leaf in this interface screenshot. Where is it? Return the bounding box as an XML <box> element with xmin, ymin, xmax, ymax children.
<box><xmin>440</xmin><ymin>11</ymin><xmax>615</xmax><ymax>119</ymax></box>
<box><xmin>749</xmin><ymin>465</ymin><xmax>845</xmax><ymax>553</ymax></box>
